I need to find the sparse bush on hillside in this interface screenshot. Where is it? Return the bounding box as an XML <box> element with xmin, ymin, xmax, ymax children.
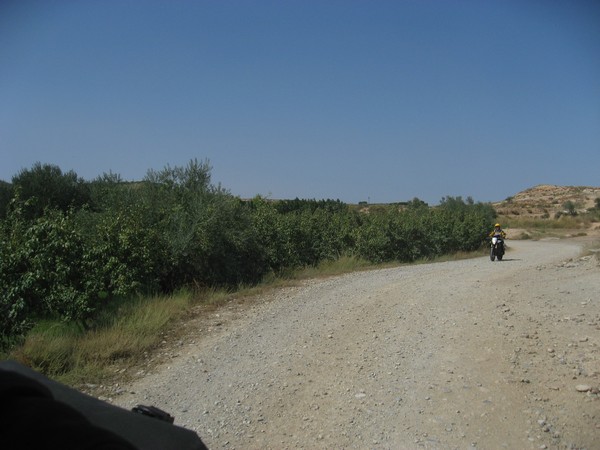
<box><xmin>563</xmin><ymin>200</ymin><xmax>577</xmax><ymax>216</ymax></box>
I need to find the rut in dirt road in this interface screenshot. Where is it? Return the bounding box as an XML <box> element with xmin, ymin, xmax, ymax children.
<box><xmin>114</xmin><ymin>239</ymin><xmax>600</xmax><ymax>449</ymax></box>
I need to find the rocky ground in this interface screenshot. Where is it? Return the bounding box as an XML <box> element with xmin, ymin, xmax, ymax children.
<box><xmin>113</xmin><ymin>238</ymin><xmax>600</xmax><ymax>449</ymax></box>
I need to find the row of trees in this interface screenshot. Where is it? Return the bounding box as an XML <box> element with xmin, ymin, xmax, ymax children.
<box><xmin>0</xmin><ymin>160</ymin><xmax>496</xmax><ymax>342</ymax></box>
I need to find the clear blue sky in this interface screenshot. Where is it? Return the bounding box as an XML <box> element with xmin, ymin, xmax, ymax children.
<box><xmin>1</xmin><ymin>0</ymin><xmax>599</xmax><ymax>204</ymax></box>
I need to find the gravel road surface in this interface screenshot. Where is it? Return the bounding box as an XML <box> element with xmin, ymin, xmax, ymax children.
<box><xmin>114</xmin><ymin>239</ymin><xmax>600</xmax><ymax>449</ymax></box>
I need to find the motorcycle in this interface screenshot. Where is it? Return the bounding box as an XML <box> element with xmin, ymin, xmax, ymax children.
<box><xmin>490</xmin><ymin>235</ymin><xmax>505</xmax><ymax>261</ymax></box>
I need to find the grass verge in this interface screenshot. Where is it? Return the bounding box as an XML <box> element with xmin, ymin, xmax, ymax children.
<box><xmin>7</xmin><ymin>292</ymin><xmax>193</xmax><ymax>386</ymax></box>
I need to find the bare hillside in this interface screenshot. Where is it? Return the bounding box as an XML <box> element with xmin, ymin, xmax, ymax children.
<box><xmin>495</xmin><ymin>185</ymin><xmax>600</xmax><ymax>218</ymax></box>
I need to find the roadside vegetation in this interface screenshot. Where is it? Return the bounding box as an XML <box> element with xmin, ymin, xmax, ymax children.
<box><xmin>0</xmin><ymin>160</ymin><xmax>496</xmax><ymax>386</ymax></box>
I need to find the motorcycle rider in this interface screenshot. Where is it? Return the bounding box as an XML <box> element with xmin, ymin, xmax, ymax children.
<box><xmin>489</xmin><ymin>223</ymin><xmax>507</xmax><ymax>257</ymax></box>
<box><xmin>489</xmin><ymin>223</ymin><xmax>506</xmax><ymax>240</ymax></box>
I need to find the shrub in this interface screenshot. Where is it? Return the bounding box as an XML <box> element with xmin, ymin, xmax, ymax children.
<box><xmin>11</xmin><ymin>163</ymin><xmax>91</xmax><ymax>220</ymax></box>
<box><xmin>563</xmin><ymin>200</ymin><xmax>577</xmax><ymax>216</ymax></box>
<box><xmin>0</xmin><ymin>207</ymin><xmax>91</xmax><ymax>337</ymax></box>
<box><xmin>0</xmin><ymin>160</ymin><xmax>498</xmax><ymax>345</ymax></box>
<box><xmin>0</xmin><ymin>180</ymin><xmax>12</xmax><ymax>219</ymax></box>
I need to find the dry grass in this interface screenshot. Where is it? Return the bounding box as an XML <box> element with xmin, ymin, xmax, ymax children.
<box><xmin>498</xmin><ymin>212</ymin><xmax>600</xmax><ymax>241</ymax></box>
<box><xmin>9</xmin><ymin>292</ymin><xmax>193</xmax><ymax>385</ymax></box>
<box><xmin>501</xmin><ymin>215</ymin><xmax>589</xmax><ymax>230</ymax></box>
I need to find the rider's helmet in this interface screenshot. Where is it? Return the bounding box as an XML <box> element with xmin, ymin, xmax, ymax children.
<box><xmin>495</xmin><ymin>223</ymin><xmax>501</xmax><ymax>228</ymax></box>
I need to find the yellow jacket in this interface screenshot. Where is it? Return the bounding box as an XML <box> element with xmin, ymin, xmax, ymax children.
<box><xmin>489</xmin><ymin>227</ymin><xmax>506</xmax><ymax>238</ymax></box>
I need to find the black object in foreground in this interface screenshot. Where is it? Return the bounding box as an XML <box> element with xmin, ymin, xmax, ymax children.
<box><xmin>0</xmin><ymin>360</ymin><xmax>208</xmax><ymax>450</ymax></box>
<box><xmin>132</xmin><ymin>404</ymin><xmax>175</xmax><ymax>424</ymax></box>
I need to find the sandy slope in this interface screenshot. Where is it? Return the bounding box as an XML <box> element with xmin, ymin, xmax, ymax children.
<box><xmin>114</xmin><ymin>239</ymin><xmax>600</xmax><ymax>449</ymax></box>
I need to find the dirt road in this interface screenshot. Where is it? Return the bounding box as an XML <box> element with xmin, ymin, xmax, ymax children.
<box><xmin>114</xmin><ymin>239</ymin><xmax>600</xmax><ymax>449</ymax></box>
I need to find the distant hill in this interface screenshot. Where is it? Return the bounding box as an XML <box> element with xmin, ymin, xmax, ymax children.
<box><xmin>494</xmin><ymin>185</ymin><xmax>600</xmax><ymax>218</ymax></box>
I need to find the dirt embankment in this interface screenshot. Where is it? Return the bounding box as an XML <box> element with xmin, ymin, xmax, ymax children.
<box><xmin>114</xmin><ymin>239</ymin><xmax>600</xmax><ymax>449</ymax></box>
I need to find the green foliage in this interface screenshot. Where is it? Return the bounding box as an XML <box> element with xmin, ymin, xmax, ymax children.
<box><xmin>79</xmin><ymin>207</ymin><xmax>160</xmax><ymax>298</ymax></box>
<box><xmin>187</xmin><ymin>194</ymin><xmax>266</xmax><ymax>286</ymax></box>
<box><xmin>140</xmin><ymin>160</ymin><xmax>268</xmax><ymax>288</ymax></box>
<box><xmin>563</xmin><ymin>200</ymin><xmax>577</xmax><ymax>216</ymax></box>
<box><xmin>0</xmin><ymin>180</ymin><xmax>12</xmax><ymax>219</ymax></box>
<box><xmin>274</xmin><ymin>198</ymin><xmax>348</xmax><ymax>214</ymax></box>
<box><xmin>406</xmin><ymin>197</ymin><xmax>429</xmax><ymax>210</ymax></box>
<box><xmin>88</xmin><ymin>172</ymin><xmax>126</xmax><ymax>211</ymax></box>
<box><xmin>0</xmin><ymin>160</ymin><xmax>495</xmax><ymax>345</ymax></box>
<box><xmin>11</xmin><ymin>162</ymin><xmax>91</xmax><ymax>219</ymax></box>
<box><xmin>0</xmin><ymin>206</ymin><xmax>91</xmax><ymax>337</ymax></box>
<box><xmin>353</xmin><ymin>198</ymin><xmax>493</xmax><ymax>263</ymax></box>
<box><xmin>249</xmin><ymin>197</ymin><xmax>357</xmax><ymax>271</ymax></box>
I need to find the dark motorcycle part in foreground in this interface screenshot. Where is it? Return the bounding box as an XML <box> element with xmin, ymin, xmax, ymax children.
<box><xmin>0</xmin><ymin>361</ymin><xmax>208</xmax><ymax>450</ymax></box>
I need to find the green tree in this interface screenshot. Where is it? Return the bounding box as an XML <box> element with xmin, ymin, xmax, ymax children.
<box><xmin>406</xmin><ymin>197</ymin><xmax>429</xmax><ymax>210</ymax></box>
<box><xmin>11</xmin><ymin>163</ymin><xmax>91</xmax><ymax>219</ymax></box>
